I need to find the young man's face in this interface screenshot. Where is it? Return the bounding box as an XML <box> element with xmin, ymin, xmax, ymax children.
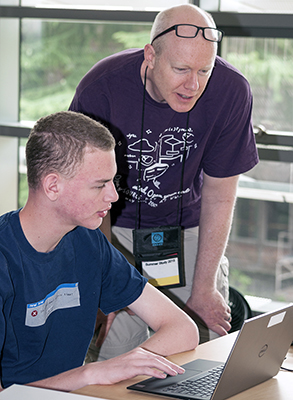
<box><xmin>57</xmin><ymin>147</ymin><xmax>118</xmax><ymax>231</ymax></box>
<box><xmin>146</xmin><ymin>34</ymin><xmax>216</xmax><ymax>113</ymax></box>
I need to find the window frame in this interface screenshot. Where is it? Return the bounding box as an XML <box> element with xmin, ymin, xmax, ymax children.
<box><xmin>1</xmin><ymin>6</ymin><xmax>293</xmax><ymax>154</ymax></box>
<box><xmin>1</xmin><ymin>3</ymin><xmax>293</xmax><ymax>298</ymax></box>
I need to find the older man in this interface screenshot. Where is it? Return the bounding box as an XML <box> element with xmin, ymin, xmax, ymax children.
<box><xmin>69</xmin><ymin>4</ymin><xmax>258</xmax><ymax>358</ymax></box>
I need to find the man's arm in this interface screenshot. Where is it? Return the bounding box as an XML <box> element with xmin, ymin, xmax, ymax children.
<box><xmin>27</xmin><ymin>347</ymin><xmax>185</xmax><ymax>392</ymax></box>
<box><xmin>185</xmin><ymin>173</ymin><xmax>239</xmax><ymax>336</ymax></box>
<box><xmin>23</xmin><ymin>283</ymin><xmax>198</xmax><ymax>392</ymax></box>
<box><xmin>128</xmin><ymin>282</ymin><xmax>199</xmax><ymax>356</ymax></box>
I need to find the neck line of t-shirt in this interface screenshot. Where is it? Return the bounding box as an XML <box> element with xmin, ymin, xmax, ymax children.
<box><xmin>10</xmin><ymin>210</ymin><xmax>66</xmax><ymax>263</ymax></box>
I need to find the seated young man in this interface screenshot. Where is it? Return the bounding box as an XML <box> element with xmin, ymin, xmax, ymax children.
<box><xmin>0</xmin><ymin>111</ymin><xmax>199</xmax><ymax>392</ymax></box>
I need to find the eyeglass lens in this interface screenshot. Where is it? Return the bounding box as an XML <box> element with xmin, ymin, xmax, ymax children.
<box><xmin>176</xmin><ymin>25</ymin><xmax>222</xmax><ymax>42</ymax></box>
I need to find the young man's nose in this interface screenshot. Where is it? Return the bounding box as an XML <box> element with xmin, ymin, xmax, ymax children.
<box><xmin>106</xmin><ymin>181</ymin><xmax>119</xmax><ymax>203</ymax></box>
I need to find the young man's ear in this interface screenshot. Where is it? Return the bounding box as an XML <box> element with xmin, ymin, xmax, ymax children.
<box><xmin>144</xmin><ymin>43</ymin><xmax>156</xmax><ymax>70</ymax></box>
<box><xmin>42</xmin><ymin>173</ymin><xmax>60</xmax><ymax>201</ymax></box>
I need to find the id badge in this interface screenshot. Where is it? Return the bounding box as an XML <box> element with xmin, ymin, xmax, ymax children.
<box><xmin>132</xmin><ymin>226</ymin><xmax>185</xmax><ymax>289</ymax></box>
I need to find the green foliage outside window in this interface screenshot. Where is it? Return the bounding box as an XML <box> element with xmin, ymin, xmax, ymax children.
<box><xmin>20</xmin><ymin>21</ymin><xmax>151</xmax><ymax>121</ymax></box>
<box><xmin>222</xmin><ymin>37</ymin><xmax>293</xmax><ymax>132</ymax></box>
<box><xmin>19</xmin><ymin>21</ymin><xmax>151</xmax><ymax>207</ymax></box>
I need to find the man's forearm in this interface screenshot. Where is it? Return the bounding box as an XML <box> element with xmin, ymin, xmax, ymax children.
<box><xmin>192</xmin><ymin>204</ymin><xmax>234</xmax><ymax>293</ymax></box>
<box><xmin>191</xmin><ymin>174</ymin><xmax>238</xmax><ymax>293</ymax></box>
<box><xmin>25</xmin><ymin>346</ymin><xmax>188</xmax><ymax>392</ymax></box>
<box><xmin>184</xmin><ymin>175</ymin><xmax>238</xmax><ymax>335</ymax></box>
<box><xmin>27</xmin><ymin>364</ymin><xmax>91</xmax><ymax>392</ymax></box>
<box><xmin>129</xmin><ymin>283</ymin><xmax>199</xmax><ymax>356</ymax></box>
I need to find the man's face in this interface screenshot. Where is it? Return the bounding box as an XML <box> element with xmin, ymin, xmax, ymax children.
<box><xmin>57</xmin><ymin>147</ymin><xmax>118</xmax><ymax>231</ymax></box>
<box><xmin>146</xmin><ymin>35</ymin><xmax>216</xmax><ymax>113</ymax></box>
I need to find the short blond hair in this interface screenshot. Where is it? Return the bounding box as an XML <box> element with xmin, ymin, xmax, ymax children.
<box><xmin>26</xmin><ymin>111</ymin><xmax>115</xmax><ymax>190</ymax></box>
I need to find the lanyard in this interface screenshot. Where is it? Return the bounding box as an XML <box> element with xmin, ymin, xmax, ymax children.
<box><xmin>135</xmin><ymin>65</ymin><xmax>190</xmax><ymax>230</ymax></box>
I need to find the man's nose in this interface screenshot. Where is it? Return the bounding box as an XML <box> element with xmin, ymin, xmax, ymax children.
<box><xmin>185</xmin><ymin>72</ymin><xmax>199</xmax><ymax>91</ymax></box>
<box><xmin>106</xmin><ymin>181</ymin><xmax>119</xmax><ymax>203</ymax></box>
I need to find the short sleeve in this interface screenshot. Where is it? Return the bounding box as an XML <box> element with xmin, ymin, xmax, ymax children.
<box><xmin>96</xmin><ymin>234</ymin><xmax>148</xmax><ymax>315</ymax></box>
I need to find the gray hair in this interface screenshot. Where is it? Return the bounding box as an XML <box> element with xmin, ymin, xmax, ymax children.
<box><xmin>150</xmin><ymin>4</ymin><xmax>216</xmax><ymax>54</ymax></box>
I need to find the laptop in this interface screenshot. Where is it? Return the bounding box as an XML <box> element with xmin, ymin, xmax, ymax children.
<box><xmin>128</xmin><ymin>304</ymin><xmax>293</xmax><ymax>400</ymax></box>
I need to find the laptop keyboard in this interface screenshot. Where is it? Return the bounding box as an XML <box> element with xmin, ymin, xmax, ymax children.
<box><xmin>161</xmin><ymin>364</ymin><xmax>224</xmax><ymax>399</ymax></box>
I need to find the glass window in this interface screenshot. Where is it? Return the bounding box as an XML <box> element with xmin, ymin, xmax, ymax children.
<box><xmin>229</xmin><ymin>154</ymin><xmax>293</xmax><ymax>300</ymax></box>
<box><xmin>3</xmin><ymin>3</ymin><xmax>292</xmax><ymax>303</ymax></box>
<box><xmin>220</xmin><ymin>34</ymin><xmax>293</xmax><ymax>302</ymax></box>
<box><xmin>221</xmin><ymin>36</ymin><xmax>293</xmax><ymax>132</ymax></box>
<box><xmin>201</xmin><ymin>0</ymin><xmax>293</xmax><ymax>13</ymax></box>
<box><xmin>233</xmin><ymin>198</ymin><xmax>259</xmax><ymax>239</ymax></box>
<box><xmin>19</xmin><ymin>18</ymin><xmax>154</xmax><ymax>205</ymax></box>
<box><xmin>0</xmin><ymin>0</ymin><xmax>18</xmax><ymax>4</ymax></box>
<box><xmin>20</xmin><ymin>19</ymin><xmax>152</xmax><ymax>122</ymax></box>
<box><xmin>267</xmin><ymin>201</ymin><xmax>289</xmax><ymax>241</ymax></box>
<box><xmin>21</xmin><ymin>0</ymin><xmax>189</xmax><ymax>11</ymax></box>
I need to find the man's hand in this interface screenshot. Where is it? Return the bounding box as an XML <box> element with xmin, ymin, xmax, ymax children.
<box><xmin>27</xmin><ymin>283</ymin><xmax>198</xmax><ymax>393</ymax></box>
<box><xmin>184</xmin><ymin>288</ymin><xmax>231</xmax><ymax>336</ymax></box>
<box><xmin>85</xmin><ymin>347</ymin><xmax>185</xmax><ymax>385</ymax></box>
<box><xmin>28</xmin><ymin>347</ymin><xmax>185</xmax><ymax>392</ymax></box>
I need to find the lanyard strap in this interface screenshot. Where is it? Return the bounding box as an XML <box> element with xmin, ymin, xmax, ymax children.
<box><xmin>177</xmin><ymin>111</ymin><xmax>190</xmax><ymax>226</ymax></box>
<box><xmin>135</xmin><ymin>66</ymin><xmax>189</xmax><ymax>229</ymax></box>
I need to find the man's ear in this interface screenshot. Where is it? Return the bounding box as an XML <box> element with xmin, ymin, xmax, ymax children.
<box><xmin>144</xmin><ymin>43</ymin><xmax>156</xmax><ymax>70</ymax></box>
<box><xmin>42</xmin><ymin>173</ymin><xmax>60</xmax><ymax>201</ymax></box>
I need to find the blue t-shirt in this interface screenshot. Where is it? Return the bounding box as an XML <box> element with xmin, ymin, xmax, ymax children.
<box><xmin>0</xmin><ymin>210</ymin><xmax>147</xmax><ymax>388</ymax></box>
<box><xmin>69</xmin><ymin>49</ymin><xmax>259</xmax><ymax>229</ymax></box>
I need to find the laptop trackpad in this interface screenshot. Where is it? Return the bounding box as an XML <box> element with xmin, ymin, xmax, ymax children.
<box><xmin>128</xmin><ymin>359</ymin><xmax>223</xmax><ymax>391</ymax></box>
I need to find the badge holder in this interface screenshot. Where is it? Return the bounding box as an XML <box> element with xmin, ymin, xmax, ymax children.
<box><xmin>133</xmin><ymin>225</ymin><xmax>185</xmax><ymax>288</ymax></box>
<box><xmin>133</xmin><ymin>67</ymin><xmax>189</xmax><ymax>288</ymax></box>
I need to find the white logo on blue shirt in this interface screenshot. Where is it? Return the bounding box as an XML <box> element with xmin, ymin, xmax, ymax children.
<box><xmin>25</xmin><ymin>283</ymin><xmax>80</xmax><ymax>327</ymax></box>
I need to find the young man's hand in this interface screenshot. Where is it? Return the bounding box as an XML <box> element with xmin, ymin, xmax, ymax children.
<box><xmin>85</xmin><ymin>347</ymin><xmax>185</xmax><ymax>385</ymax></box>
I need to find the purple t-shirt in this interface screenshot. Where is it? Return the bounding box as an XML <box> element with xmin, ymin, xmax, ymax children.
<box><xmin>69</xmin><ymin>49</ymin><xmax>258</xmax><ymax>229</ymax></box>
